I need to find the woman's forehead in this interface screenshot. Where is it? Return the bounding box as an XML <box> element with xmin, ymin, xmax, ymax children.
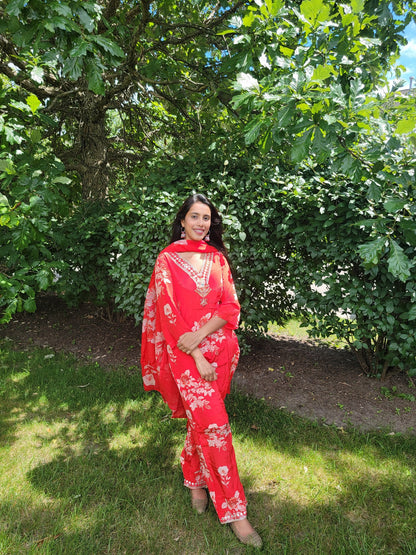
<box><xmin>187</xmin><ymin>202</ymin><xmax>211</xmax><ymax>215</ymax></box>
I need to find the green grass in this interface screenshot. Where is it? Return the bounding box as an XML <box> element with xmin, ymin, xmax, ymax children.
<box><xmin>268</xmin><ymin>318</ymin><xmax>348</xmax><ymax>349</ymax></box>
<box><xmin>268</xmin><ymin>318</ymin><xmax>310</xmax><ymax>340</ymax></box>
<box><xmin>1</xmin><ymin>338</ymin><xmax>416</xmax><ymax>554</ymax></box>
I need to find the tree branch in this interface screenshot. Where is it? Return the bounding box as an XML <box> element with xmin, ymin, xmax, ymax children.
<box><xmin>98</xmin><ymin>0</ymin><xmax>122</xmax><ymax>33</ymax></box>
<box><xmin>0</xmin><ymin>34</ymin><xmax>61</xmax><ymax>90</ymax></box>
<box><xmin>0</xmin><ymin>60</ymin><xmax>57</xmax><ymax>99</ymax></box>
<box><xmin>152</xmin><ymin>86</ymin><xmax>199</xmax><ymax>130</ymax></box>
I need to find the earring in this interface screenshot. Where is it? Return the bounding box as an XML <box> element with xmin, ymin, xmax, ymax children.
<box><xmin>205</xmin><ymin>232</ymin><xmax>210</xmax><ymax>242</ymax></box>
<box><xmin>181</xmin><ymin>227</ymin><xmax>185</xmax><ymax>239</ymax></box>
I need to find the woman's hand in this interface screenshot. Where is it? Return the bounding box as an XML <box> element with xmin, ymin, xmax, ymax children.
<box><xmin>177</xmin><ymin>331</ymin><xmax>203</xmax><ymax>354</ymax></box>
<box><xmin>177</xmin><ymin>316</ymin><xmax>227</xmax><ymax>355</ymax></box>
<box><xmin>192</xmin><ymin>350</ymin><xmax>217</xmax><ymax>382</ymax></box>
<box><xmin>178</xmin><ymin>333</ymin><xmax>217</xmax><ymax>381</ymax></box>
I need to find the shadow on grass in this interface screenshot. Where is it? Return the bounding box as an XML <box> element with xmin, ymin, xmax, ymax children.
<box><xmin>1</xmin><ymin>342</ymin><xmax>416</xmax><ymax>553</ymax></box>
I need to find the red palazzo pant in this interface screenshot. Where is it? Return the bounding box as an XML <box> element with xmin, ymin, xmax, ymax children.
<box><xmin>169</xmin><ymin>347</ymin><xmax>247</xmax><ymax>524</ymax></box>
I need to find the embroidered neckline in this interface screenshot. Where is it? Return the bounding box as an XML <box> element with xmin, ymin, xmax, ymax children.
<box><xmin>168</xmin><ymin>252</ymin><xmax>214</xmax><ymax>306</ymax></box>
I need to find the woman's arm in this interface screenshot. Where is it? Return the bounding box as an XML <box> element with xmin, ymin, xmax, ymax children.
<box><xmin>176</xmin><ymin>315</ymin><xmax>227</xmax><ymax>354</ymax></box>
<box><xmin>177</xmin><ymin>317</ymin><xmax>226</xmax><ymax>382</ymax></box>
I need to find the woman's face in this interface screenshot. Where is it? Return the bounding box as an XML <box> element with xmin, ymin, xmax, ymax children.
<box><xmin>181</xmin><ymin>201</ymin><xmax>211</xmax><ymax>241</ymax></box>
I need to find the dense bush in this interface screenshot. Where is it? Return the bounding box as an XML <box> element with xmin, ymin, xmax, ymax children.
<box><xmin>0</xmin><ymin>79</ymin><xmax>73</xmax><ymax>322</ymax></box>
<box><xmin>276</xmin><ymin>170</ymin><xmax>416</xmax><ymax>377</ymax></box>
<box><xmin>4</xmin><ymin>135</ymin><xmax>414</xmax><ymax>378</ymax></box>
<box><xmin>52</xmin><ymin>202</ymin><xmax>118</xmax><ymax>312</ymax></box>
<box><xmin>53</xmin><ymin>154</ymin><xmax>294</xmax><ymax>328</ymax></box>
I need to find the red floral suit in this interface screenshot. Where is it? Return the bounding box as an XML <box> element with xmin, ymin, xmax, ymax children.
<box><xmin>141</xmin><ymin>239</ymin><xmax>247</xmax><ymax>523</ymax></box>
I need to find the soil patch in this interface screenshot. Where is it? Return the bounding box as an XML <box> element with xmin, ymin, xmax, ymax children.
<box><xmin>1</xmin><ymin>294</ymin><xmax>415</xmax><ymax>435</ymax></box>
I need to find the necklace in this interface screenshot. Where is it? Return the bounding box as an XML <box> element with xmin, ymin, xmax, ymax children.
<box><xmin>169</xmin><ymin>252</ymin><xmax>213</xmax><ymax>306</ymax></box>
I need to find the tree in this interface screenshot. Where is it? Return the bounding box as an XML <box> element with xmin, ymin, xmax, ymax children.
<box><xmin>226</xmin><ymin>0</ymin><xmax>416</xmax><ymax>375</ymax></box>
<box><xmin>0</xmin><ymin>0</ymin><xmax>246</xmax><ymax>200</ymax></box>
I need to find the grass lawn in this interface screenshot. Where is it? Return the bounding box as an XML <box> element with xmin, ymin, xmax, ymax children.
<box><xmin>1</xmin><ymin>338</ymin><xmax>415</xmax><ymax>554</ymax></box>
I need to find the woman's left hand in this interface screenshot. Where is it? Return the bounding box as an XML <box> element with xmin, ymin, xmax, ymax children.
<box><xmin>177</xmin><ymin>332</ymin><xmax>202</xmax><ymax>354</ymax></box>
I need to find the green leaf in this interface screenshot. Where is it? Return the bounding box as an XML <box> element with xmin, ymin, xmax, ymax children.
<box><xmin>30</xmin><ymin>129</ymin><xmax>42</xmax><ymax>143</ymax></box>
<box><xmin>63</xmin><ymin>57</ymin><xmax>84</xmax><ymax>80</ymax></box>
<box><xmin>300</xmin><ymin>0</ymin><xmax>331</xmax><ymax>26</ymax></box>
<box><xmin>5</xmin><ymin>0</ymin><xmax>26</xmax><ymax>16</ymax></box>
<box><xmin>396</xmin><ymin>118</ymin><xmax>416</xmax><ymax>134</ymax></box>
<box><xmin>23</xmin><ymin>297</ymin><xmax>37</xmax><ymax>312</ymax></box>
<box><xmin>70</xmin><ymin>40</ymin><xmax>90</xmax><ymax>58</ymax></box>
<box><xmin>77</xmin><ymin>7</ymin><xmax>95</xmax><ymax>32</ymax></box>
<box><xmin>340</xmin><ymin>154</ymin><xmax>354</xmax><ymax>174</ymax></box>
<box><xmin>0</xmin><ymin>214</ymin><xmax>11</xmax><ymax>226</ymax></box>
<box><xmin>406</xmin><ymin>305</ymin><xmax>416</xmax><ymax>321</ymax></box>
<box><xmin>54</xmin><ymin>3</ymin><xmax>72</xmax><ymax>18</ymax></box>
<box><xmin>351</xmin><ymin>0</ymin><xmax>365</xmax><ymax>13</ymax></box>
<box><xmin>242</xmin><ymin>11</ymin><xmax>256</xmax><ymax>27</ymax></box>
<box><xmin>265</xmin><ymin>0</ymin><xmax>283</xmax><ymax>16</ymax></box>
<box><xmin>0</xmin><ymin>193</ymin><xmax>10</xmax><ymax>207</ymax></box>
<box><xmin>261</xmin><ymin>129</ymin><xmax>273</xmax><ymax>153</ymax></box>
<box><xmin>85</xmin><ymin>60</ymin><xmax>105</xmax><ymax>95</ymax></box>
<box><xmin>357</xmin><ymin>237</ymin><xmax>385</xmax><ymax>266</ymax></box>
<box><xmin>367</xmin><ymin>182</ymin><xmax>381</xmax><ymax>202</ymax></box>
<box><xmin>36</xmin><ymin>269</ymin><xmax>52</xmax><ymax>290</ymax></box>
<box><xmin>277</xmin><ymin>104</ymin><xmax>294</xmax><ymax>127</ymax></box>
<box><xmin>92</xmin><ymin>36</ymin><xmax>125</xmax><ymax>58</ymax></box>
<box><xmin>244</xmin><ymin>118</ymin><xmax>264</xmax><ymax>145</ymax></box>
<box><xmin>387</xmin><ymin>239</ymin><xmax>413</xmax><ymax>282</ymax></box>
<box><xmin>52</xmin><ymin>176</ymin><xmax>72</xmax><ymax>185</ymax></box>
<box><xmin>5</xmin><ymin>125</ymin><xmax>22</xmax><ymax>144</ymax></box>
<box><xmin>311</xmin><ymin>127</ymin><xmax>328</xmax><ymax>162</ymax></box>
<box><xmin>26</xmin><ymin>94</ymin><xmax>42</xmax><ymax>114</ymax></box>
<box><xmin>383</xmin><ymin>198</ymin><xmax>407</xmax><ymax>213</ymax></box>
<box><xmin>280</xmin><ymin>46</ymin><xmax>294</xmax><ymax>57</ymax></box>
<box><xmin>46</xmin><ymin>15</ymin><xmax>73</xmax><ymax>32</ymax></box>
<box><xmin>311</xmin><ymin>64</ymin><xmax>334</xmax><ymax>82</ymax></box>
<box><xmin>0</xmin><ymin>159</ymin><xmax>14</xmax><ymax>174</ymax></box>
<box><xmin>290</xmin><ymin>128</ymin><xmax>312</xmax><ymax>163</ymax></box>
<box><xmin>400</xmin><ymin>221</ymin><xmax>416</xmax><ymax>247</ymax></box>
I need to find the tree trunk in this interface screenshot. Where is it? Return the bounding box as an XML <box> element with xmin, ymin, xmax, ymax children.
<box><xmin>78</xmin><ymin>107</ymin><xmax>110</xmax><ymax>201</ymax></box>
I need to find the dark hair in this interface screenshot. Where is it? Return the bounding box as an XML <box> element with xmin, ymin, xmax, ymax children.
<box><xmin>170</xmin><ymin>193</ymin><xmax>228</xmax><ymax>256</ymax></box>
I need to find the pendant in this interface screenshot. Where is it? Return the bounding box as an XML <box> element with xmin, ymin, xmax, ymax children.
<box><xmin>195</xmin><ymin>278</ymin><xmax>211</xmax><ymax>305</ymax></box>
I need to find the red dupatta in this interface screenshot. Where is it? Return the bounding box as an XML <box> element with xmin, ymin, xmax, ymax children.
<box><xmin>140</xmin><ymin>239</ymin><xmax>219</xmax><ymax>418</ymax></box>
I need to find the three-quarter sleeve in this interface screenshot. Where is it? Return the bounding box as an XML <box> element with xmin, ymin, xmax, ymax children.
<box><xmin>154</xmin><ymin>253</ymin><xmax>190</xmax><ymax>347</ymax></box>
<box><xmin>216</xmin><ymin>254</ymin><xmax>240</xmax><ymax>330</ymax></box>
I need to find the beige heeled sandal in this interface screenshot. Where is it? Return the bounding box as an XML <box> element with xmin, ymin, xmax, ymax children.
<box><xmin>230</xmin><ymin>521</ymin><xmax>263</xmax><ymax>548</ymax></box>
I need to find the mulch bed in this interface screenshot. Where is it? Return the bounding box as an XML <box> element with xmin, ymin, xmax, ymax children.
<box><xmin>1</xmin><ymin>294</ymin><xmax>415</xmax><ymax>435</ymax></box>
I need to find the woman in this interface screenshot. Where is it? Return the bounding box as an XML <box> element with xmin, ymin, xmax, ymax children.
<box><xmin>141</xmin><ymin>194</ymin><xmax>262</xmax><ymax>548</ymax></box>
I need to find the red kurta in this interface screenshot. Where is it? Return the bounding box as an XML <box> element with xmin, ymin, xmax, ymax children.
<box><xmin>141</xmin><ymin>239</ymin><xmax>240</xmax><ymax>418</ymax></box>
<box><xmin>141</xmin><ymin>239</ymin><xmax>247</xmax><ymax>523</ymax></box>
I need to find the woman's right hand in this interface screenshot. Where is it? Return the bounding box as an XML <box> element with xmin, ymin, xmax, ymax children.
<box><xmin>192</xmin><ymin>350</ymin><xmax>217</xmax><ymax>382</ymax></box>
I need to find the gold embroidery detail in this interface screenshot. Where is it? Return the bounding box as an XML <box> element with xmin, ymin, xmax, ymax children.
<box><xmin>168</xmin><ymin>252</ymin><xmax>213</xmax><ymax>306</ymax></box>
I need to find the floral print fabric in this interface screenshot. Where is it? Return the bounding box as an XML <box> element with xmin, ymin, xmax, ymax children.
<box><xmin>141</xmin><ymin>240</ymin><xmax>247</xmax><ymax>523</ymax></box>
